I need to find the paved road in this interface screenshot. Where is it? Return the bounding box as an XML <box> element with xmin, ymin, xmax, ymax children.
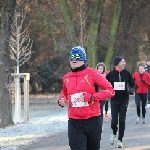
<box><xmin>18</xmin><ymin>96</ymin><xmax>150</xmax><ymax>150</ymax></box>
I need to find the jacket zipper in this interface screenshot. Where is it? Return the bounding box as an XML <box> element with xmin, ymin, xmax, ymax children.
<box><xmin>119</xmin><ymin>72</ymin><xmax>121</xmax><ymax>82</ymax></box>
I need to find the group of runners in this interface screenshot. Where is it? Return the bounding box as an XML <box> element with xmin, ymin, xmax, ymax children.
<box><xmin>58</xmin><ymin>46</ymin><xmax>150</xmax><ymax>150</ymax></box>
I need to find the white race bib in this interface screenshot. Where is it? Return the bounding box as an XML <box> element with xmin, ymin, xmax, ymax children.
<box><xmin>114</xmin><ymin>82</ymin><xmax>125</xmax><ymax>90</ymax></box>
<box><xmin>70</xmin><ymin>93</ymin><xmax>89</xmax><ymax>107</ymax></box>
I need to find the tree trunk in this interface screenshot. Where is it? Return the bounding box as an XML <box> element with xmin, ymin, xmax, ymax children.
<box><xmin>104</xmin><ymin>0</ymin><xmax>121</xmax><ymax>70</ymax></box>
<box><xmin>58</xmin><ymin>0</ymin><xmax>77</xmax><ymax>47</ymax></box>
<box><xmin>0</xmin><ymin>0</ymin><xmax>16</xmax><ymax>128</ymax></box>
<box><xmin>115</xmin><ymin>0</ymin><xmax>149</xmax><ymax>72</ymax></box>
<box><xmin>87</xmin><ymin>0</ymin><xmax>105</xmax><ymax>67</ymax></box>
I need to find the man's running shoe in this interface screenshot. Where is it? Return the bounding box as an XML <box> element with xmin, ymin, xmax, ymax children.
<box><xmin>104</xmin><ymin>113</ymin><xmax>109</xmax><ymax>121</ymax></box>
<box><xmin>117</xmin><ymin>140</ymin><xmax>123</xmax><ymax>148</ymax></box>
<box><xmin>110</xmin><ymin>134</ymin><xmax>116</xmax><ymax>145</ymax></box>
<box><xmin>142</xmin><ymin>118</ymin><xmax>145</xmax><ymax>124</ymax></box>
<box><xmin>136</xmin><ymin>117</ymin><xmax>140</xmax><ymax>124</ymax></box>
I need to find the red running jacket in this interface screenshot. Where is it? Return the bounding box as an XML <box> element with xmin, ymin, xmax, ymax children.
<box><xmin>59</xmin><ymin>67</ymin><xmax>115</xmax><ymax>119</ymax></box>
<box><xmin>132</xmin><ymin>71</ymin><xmax>150</xmax><ymax>93</ymax></box>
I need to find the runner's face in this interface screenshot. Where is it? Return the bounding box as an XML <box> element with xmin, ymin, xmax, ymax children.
<box><xmin>117</xmin><ymin>59</ymin><xmax>126</xmax><ymax>69</ymax></box>
<box><xmin>147</xmin><ymin>61</ymin><xmax>150</xmax><ymax>66</ymax></box>
<box><xmin>70</xmin><ymin>60</ymin><xmax>84</xmax><ymax>69</ymax></box>
<box><xmin>139</xmin><ymin>66</ymin><xmax>145</xmax><ymax>74</ymax></box>
<box><xmin>98</xmin><ymin>66</ymin><xmax>104</xmax><ymax>74</ymax></box>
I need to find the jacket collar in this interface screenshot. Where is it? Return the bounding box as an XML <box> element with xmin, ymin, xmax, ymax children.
<box><xmin>115</xmin><ymin>67</ymin><xmax>123</xmax><ymax>73</ymax></box>
<box><xmin>71</xmin><ymin>64</ymin><xmax>86</xmax><ymax>72</ymax></box>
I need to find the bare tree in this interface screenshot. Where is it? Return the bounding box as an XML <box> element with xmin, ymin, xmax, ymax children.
<box><xmin>9</xmin><ymin>5</ymin><xmax>33</xmax><ymax>123</ymax></box>
<box><xmin>9</xmin><ymin>6</ymin><xmax>33</xmax><ymax>74</ymax></box>
<box><xmin>75</xmin><ymin>0</ymin><xmax>88</xmax><ymax>47</ymax></box>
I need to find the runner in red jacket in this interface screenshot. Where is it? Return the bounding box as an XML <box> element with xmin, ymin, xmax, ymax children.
<box><xmin>132</xmin><ymin>63</ymin><xmax>150</xmax><ymax>124</ymax></box>
<box><xmin>58</xmin><ymin>46</ymin><xmax>115</xmax><ymax>150</ymax></box>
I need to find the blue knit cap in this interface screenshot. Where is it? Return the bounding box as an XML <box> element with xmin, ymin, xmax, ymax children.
<box><xmin>69</xmin><ymin>46</ymin><xmax>87</xmax><ymax>61</ymax></box>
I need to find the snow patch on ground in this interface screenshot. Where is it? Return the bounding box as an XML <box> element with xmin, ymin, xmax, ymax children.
<box><xmin>0</xmin><ymin>114</ymin><xmax>68</xmax><ymax>150</ymax></box>
<box><xmin>0</xmin><ymin>100</ymin><xmax>68</xmax><ymax>150</ymax></box>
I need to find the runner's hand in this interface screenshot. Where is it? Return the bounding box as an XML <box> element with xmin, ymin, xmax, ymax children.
<box><xmin>58</xmin><ymin>98</ymin><xmax>65</xmax><ymax>107</ymax></box>
<box><xmin>84</xmin><ymin>93</ymin><xmax>93</xmax><ymax>102</ymax></box>
<box><xmin>141</xmin><ymin>80</ymin><xmax>146</xmax><ymax>83</ymax></box>
<box><xmin>129</xmin><ymin>88</ymin><xmax>134</xmax><ymax>95</ymax></box>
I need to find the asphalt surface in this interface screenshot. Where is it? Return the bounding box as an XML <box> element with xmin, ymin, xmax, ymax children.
<box><xmin>18</xmin><ymin>96</ymin><xmax>150</xmax><ymax>150</ymax></box>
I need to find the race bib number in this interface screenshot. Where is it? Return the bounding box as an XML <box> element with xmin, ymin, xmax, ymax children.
<box><xmin>70</xmin><ymin>93</ymin><xmax>89</xmax><ymax>107</ymax></box>
<box><xmin>114</xmin><ymin>82</ymin><xmax>125</xmax><ymax>90</ymax></box>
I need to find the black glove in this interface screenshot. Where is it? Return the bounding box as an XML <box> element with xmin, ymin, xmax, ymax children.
<box><xmin>141</xmin><ymin>80</ymin><xmax>146</xmax><ymax>83</ymax></box>
<box><xmin>128</xmin><ymin>88</ymin><xmax>135</xmax><ymax>95</ymax></box>
<box><xmin>135</xmin><ymin>85</ymin><xmax>139</xmax><ymax>90</ymax></box>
